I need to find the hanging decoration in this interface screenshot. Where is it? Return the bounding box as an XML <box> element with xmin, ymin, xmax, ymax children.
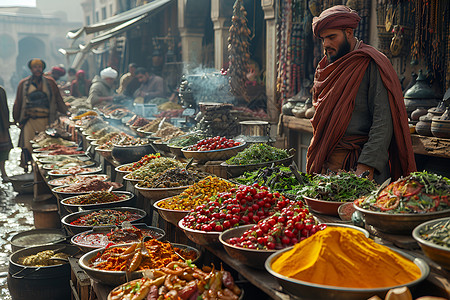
<box><xmin>228</xmin><ymin>0</ymin><xmax>251</xmax><ymax>102</ymax></box>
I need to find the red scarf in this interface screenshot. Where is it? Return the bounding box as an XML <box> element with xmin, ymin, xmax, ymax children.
<box><xmin>306</xmin><ymin>42</ymin><xmax>416</xmax><ymax>179</ymax></box>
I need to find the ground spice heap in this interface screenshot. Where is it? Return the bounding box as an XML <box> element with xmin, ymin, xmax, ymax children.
<box><xmin>271</xmin><ymin>227</ymin><xmax>421</xmax><ymax>289</ymax></box>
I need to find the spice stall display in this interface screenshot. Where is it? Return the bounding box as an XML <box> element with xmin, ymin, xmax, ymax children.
<box><xmin>107</xmin><ymin>263</ymin><xmax>242</xmax><ymax>300</ymax></box>
<box><xmin>136</xmin><ymin>168</ymin><xmax>208</xmax><ymax>189</ymax></box>
<box><xmin>267</xmin><ymin>227</ymin><xmax>427</xmax><ymax>296</ymax></box>
<box><xmin>123</xmin><ymin>157</ymin><xmax>184</xmax><ymax>181</ymax></box>
<box><xmin>116</xmin><ymin>153</ymin><xmax>161</xmax><ymax>173</ymax></box>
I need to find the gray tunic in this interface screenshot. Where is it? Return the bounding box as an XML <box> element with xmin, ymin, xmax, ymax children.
<box><xmin>345</xmin><ymin>60</ymin><xmax>393</xmax><ymax>184</ymax></box>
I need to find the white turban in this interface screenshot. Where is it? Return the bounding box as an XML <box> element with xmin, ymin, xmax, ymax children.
<box><xmin>100</xmin><ymin>67</ymin><xmax>118</xmax><ymax>79</ymax></box>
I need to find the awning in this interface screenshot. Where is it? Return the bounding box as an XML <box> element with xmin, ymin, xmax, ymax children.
<box><xmin>67</xmin><ymin>0</ymin><xmax>173</xmax><ymax>40</ymax></box>
<box><xmin>89</xmin><ymin>14</ymin><xmax>147</xmax><ymax>46</ymax></box>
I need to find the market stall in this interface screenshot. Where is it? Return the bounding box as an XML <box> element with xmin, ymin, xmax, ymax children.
<box><xmin>5</xmin><ymin>98</ymin><xmax>449</xmax><ymax>300</ymax></box>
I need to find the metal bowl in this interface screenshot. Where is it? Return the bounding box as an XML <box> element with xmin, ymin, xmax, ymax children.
<box><xmin>123</xmin><ymin>173</ymin><xmax>144</xmax><ymax>185</ymax></box>
<box><xmin>181</xmin><ymin>142</ymin><xmax>246</xmax><ymax>163</ymax></box>
<box><xmin>61</xmin><ymin>207</ymin><xmax>146</xmax><ymax>236</ymax></box>
<box><xmin>221</xmin><ymin>154</ymin><xmax>294</xmax><ymax>178</ymax></box>
<box><xmin>152</xmin><ymin>140</ymin><xmax>170</xmax><ymax>153</ymax></box>
<box><xmin>178</xmin><ymin>219</ymin><xmax>221</xmax><ymax>246</ymax></box>
<box><xmin>219</xmin><ymin>223</ymin><xmax>368</xmax><ymax>270</ymax></box>
<box><xmin>302</xmin><ymin>195</ymin><xmax>346</xmax><ymax>216</ymax></box>
<box><xmin>78</xmin><ymin>242</ymin><xmax>200</xmax><ymax>286</ymax></box>
<box><xmin>114</xmin><ymin>163</ymin><xmax>135</xmax><ymax>175</ymax></box>
<box><xmin>60</xmin><ymin>191</ymin><xmax>135</xmax><ymax>215</ymax></box>
<box><xmin>47</xmin><ymin>174</ymin><xmax>109</xmax><ymax>187</ymax></box>
<box><xmin>70</xmin><ymin>223</ymin><xmax>165</xmax><ymax>253</ymax></box>
<box><xmin>354</xmin><ymin>204</ymin><xmax>450</xmax><ymax>234</ymax></box>
<box><xmin>135</xmin><ymin>184</ymin><xmax>189</xmax><ymax>204</ymax></box>
<box><xmin>10</xmin><ymin>228</ymin><xmax>68</xmax><ymax>252</ymax></box>
<box><xmin>265</xmin><ymin>247</ymin><xmax>429</xmax><ymax>300</ymax></box>
<box><xmin>153</xmin><ymin>198</ymin><xmax>190</xmax><ymax>226</ymax></box>
<box><xmin>94</xmin><ymin>146</ymin><xmax>112</xmax><ymax>159</ymax></box>
<box><xmin>412</xmin><ymin>217</ymin><xmax>450</xmax><ymax>270</ymax></box>
<box><xmin>111</xmin><ymin>144</ymin><xmax>157</xmax><ymax>165</ymax></box>
<box><xmin>168</xmin><ymin>145</ymin><xmax>185</xmax><ymax>158</ymax></box>
<box><xmin>52</xmin><ymin>182</ymin><xmax>123</xmax><ymax>199</ymax></box>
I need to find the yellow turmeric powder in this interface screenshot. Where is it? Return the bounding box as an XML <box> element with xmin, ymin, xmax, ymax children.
<box><xmin>271</xmin><ymin>227</ymin><xmax>421</xmax><ymax>289</ymax></box>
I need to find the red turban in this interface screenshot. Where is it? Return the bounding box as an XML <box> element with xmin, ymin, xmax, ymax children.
<box><xmin>52</xmin><ymin>66</ymin><xmax>66</xmax><ymax>76</ymax></box>
<box><xmin>312</xmin><ymin>5</ymin><xmax>361</xmax><ymax>38</ymax></box>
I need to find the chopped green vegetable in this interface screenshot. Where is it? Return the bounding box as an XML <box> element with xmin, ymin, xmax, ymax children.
<box><xmin>226</xmin><ymin>144</ymin><xmax>289</xmax><ymax>165</ymax></box>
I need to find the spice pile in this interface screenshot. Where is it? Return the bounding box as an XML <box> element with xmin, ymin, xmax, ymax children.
<box><xmin>137</xmin><ymin>168</ymin><xmax>208</xmax><ymax>188</ymax></box>
<box><xmin>90</xmin><ymin>240</ymin><xmax>197</xmax><ymax>272</ymax></box>
<box><xmin>226</xmin><ymin>144</ymin><xmax>289</xmax><ymax>165</ymax></box>
<box><xmin>109</xmin><ymin>263</ymin><xmax>241</xmax><ymax>300</ymax></box>
<box><xmin>63</xmin><ymin>191</ymin><xmax>128</xmax><ymax>205</ymax></box>
<box><xmin>55</xmin><ymin>179</ymin><xmax>121</xmax><ymax>193</ymax></box>
<box><xmin>138</xmin><ymin>119</ymin><xmax>171</xmax><ymax>132</ymax></box>
<box><xmin>157</xmin><ymin>176</ymin><xmax>235</xmax><ymax>211</ymax></box>
<box><xmin>126</xmin><ymin>157</ymin><xmax>183</xmax><ymax>181</ymax></box>
<box><xmin>271</xmin><ymin>227</ymin><xmax>421</xmax><ymax>288</ymax></box>
<box><xmin>299</xmin><ymin>172</ymin><xmax>376</xmax><ymax>202</ymax></box>
<box><xmin>356</xmin><ymin>171</ymin><xmax>449</xmax><ymax>213</ymax></box>
<box><xmin>18</xmin><ymin>250</ymin><xmax>70</xmax><ymax>267</ymax></box>
<box><xmin>117</xmin><ymin>153</ymin><xmax>161</xmax><ymax>172</ymax></box>
<box><xmin>72</xmin><ymin>226</ymin><xmax>164</xmax><ymax>249</ymax></box>
<box><xmin>168</xmin><ymin>133</ymin><xmax>205</xmax><ymax>148</ymax></box>
<box><xmin>70</xmin><ymin>209</ymin><xmax>142</xmax><ymax>226</ymax></box>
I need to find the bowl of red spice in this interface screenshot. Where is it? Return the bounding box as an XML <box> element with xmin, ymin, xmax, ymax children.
<box><xmin>60</xmin><ymin>191</ymin><xmax>135</xmax><ymax>215</ymax></box>
<box><xmin>181</xmin><ymin>138</ymin><xmax>246</xmax><ymax>162</ymax></box>
<box><xmin>61</xmin><ymin>207</ymin><xmax>146</xmax><ymax>236</ymax></box>
<box><xmin>52</xmin><ymin>179</ymin><xmax>123</xmax><ymax>199</ymax></box>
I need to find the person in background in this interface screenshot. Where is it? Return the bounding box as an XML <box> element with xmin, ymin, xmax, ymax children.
<box><xmin>13</xmin><ymin>59</ymin><xmax>68</xmax><ymax>171</ymax></box>
<box><xmin>117</xmin><ymin>63</ymin><xmax>140</xmax><ymax>97</ymax></box>
<box><xmin>67</xmin><ymin>68</ymin><xmax>76</xmax><ymax>83</ymax></box>
<box><xmin>133</xmin><ymin>67</ymin><xmax>164</xmax><ymax>102</ymax></box>
<box><xmin>0</xmin><ymin>86</ymin><xmax>12</xmax><ymax>182</ymax></box>
<box><xmin>306</xmin><ymin>5</ymin><xmax>416</xmax><ymax>183</ymax></box>
<box><xmin>48</xmin><ymin>66</ymin><xmax>66</xmax><ymax>82</ymax></box>
<box><xmin>70</xmin><ymin>70</ymin><xmax>91</xmax><ymax>97</ymax></box>
<box><xmin>88</xmin><ymin>67</ymin><xmax>118</xmax><ymax>108</ymax></box>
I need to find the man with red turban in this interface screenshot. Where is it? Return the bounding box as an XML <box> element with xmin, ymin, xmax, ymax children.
<box><xmin>306</xmin><ymin>5</ymin><xmax>416</xmax><ymax>183</ymax></box>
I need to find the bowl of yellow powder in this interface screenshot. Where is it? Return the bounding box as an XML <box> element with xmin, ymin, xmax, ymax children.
<box><xmin>265</xmin><ymin>227</ymin><xmax>429</xmax><ymax>300</ymax></box>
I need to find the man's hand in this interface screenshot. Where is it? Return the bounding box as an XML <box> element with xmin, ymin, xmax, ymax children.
<box><xmin>355</xmin><ymin>163</ymin><xmax>374</xmax><ymax>180</ymax></box>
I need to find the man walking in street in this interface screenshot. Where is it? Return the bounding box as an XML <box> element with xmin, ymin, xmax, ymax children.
<box><xmin>13</xmin><ymin>59</ymin><xmax>68</xmax><ymax>171</ymax></box>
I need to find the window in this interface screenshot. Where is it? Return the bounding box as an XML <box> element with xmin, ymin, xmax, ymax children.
<box><xmin>101</xmin><ymin>7</ymin><xmax>107</xmax><ymax>20</ymax></box>
<box><xmin>109</xmin><ymin>4</ymin><xmax>113</xmax><ymax>16</ymax></box>
<box><xmin>86</xmin><ymin>15</ymin><xmax>90</xmax><ymax>25</ymax></box>
<box><xmin>95</xmin><ymin>11</ymin><xmax>99</xmax><ymax>22</ymax></box>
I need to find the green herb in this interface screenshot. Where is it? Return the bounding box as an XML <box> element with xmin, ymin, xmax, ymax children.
<box><xmin>226</xmin><ymin>144</ymin><xmax>289</xmax><ymax>165</ymax></box>
<box><xmin>299</xmin><ymin>172</ymin><xmax>376</xmax><ymax>202</ymax></box>
<box><xmin>420</xmin><ymin>219</ymin><xmax>450</xmax><ymax>248</ymax></box>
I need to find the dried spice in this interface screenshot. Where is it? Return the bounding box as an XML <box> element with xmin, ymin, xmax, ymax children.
<box><xmin>137</xmin><ymin>168</ymin><xmax>208</xmax><ymax>188</ymax></box>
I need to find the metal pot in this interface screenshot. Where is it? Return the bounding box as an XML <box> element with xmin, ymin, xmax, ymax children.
<box><xmin>404</xmin><ymin>70</ymin><xmax>440</xmax><ymax>117</ymax></box>
<box><xmin>8</xmin><ymin>244</ymin><xmax>80</xmax><ymax>300</ymax></box>
<box><xmin>111</xmin><ymin>143</ymin><xmax>157</xmax><ymax>164</ymax></box>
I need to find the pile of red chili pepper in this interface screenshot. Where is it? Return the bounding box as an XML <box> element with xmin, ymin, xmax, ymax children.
<box><xmin>181</xmin><ymin>184</ymin><xmax>288</xmax><ymax>232</ymax></box>
<box><xmin>186</xmin><ymin>137</ymin><xmax>240</xmax><ymax>151</ymax></box>
<box><xmin>70</xmin><ymin>209</ymin><xmax>142</xmax><ymax>226</ymax></box>
<box><xmin>118</xmin><ymin>153</ymin><xmax>161</xmax><ymax>172</ymax></box>
<box><xmin>226</xmin><ymin>200</ymin><xmax>325</xmax><ymax>250</ymax></box>
<box><xmin>355</xmin><ymin>171</ymin><xmax>449</xmax><ymax>213</ymax></box>
<box><xmin>64</xmin><ymin>191</ymin><xmax>128</xmax><ymax>205</ymax></box>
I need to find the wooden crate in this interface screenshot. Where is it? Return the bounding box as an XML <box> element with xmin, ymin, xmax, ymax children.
<box><xmin>69</xmin><ymin>258</ymin><xmax>96</xmax><ymax>300</ymax></box>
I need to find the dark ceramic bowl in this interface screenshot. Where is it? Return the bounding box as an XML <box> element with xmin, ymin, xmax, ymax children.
<box><xmin>111</xmin><ymin>144</ymin><xmax>157</xmax><ymax>165</ymax></box>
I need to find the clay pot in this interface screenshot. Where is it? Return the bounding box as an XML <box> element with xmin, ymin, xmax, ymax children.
<box><xmin>415</xmin><ymin>113</ymin><xmax>433</xmax><ymax>136</ymax></box>
<box><xmin>403</xmin><ymin>70</ymin><xmax>440</xmax><ymax>117</ymax></box>
<box><xmin>431</xmin><ymin>108</ymin><xmax>450</xmax><ymax>138</ymax></box>
<box><xmin>292</xmin><ymin>102</ymin><xmax>306</xmax><ymax>118</ymax></box>
<box><xmin>305</xmin><ymin>106</ymin><xmax>316</xmax><ymax>119</ymax></box>
<box><xmin>411</xmin><ymin>107</ymin><xmax>428</xmax><ymax>121</ymax></box>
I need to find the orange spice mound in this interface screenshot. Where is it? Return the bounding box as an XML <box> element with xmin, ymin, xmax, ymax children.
<box><xmin>271</xmin><ymin>227</ymin><xmax>421</xmax><ymax>289</ymax></box>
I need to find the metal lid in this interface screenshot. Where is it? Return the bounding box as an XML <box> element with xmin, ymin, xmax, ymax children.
<box><xmin>11</xmin><ymin>229</ymin><xmax>66</xmax><ymax>250</ymax></box>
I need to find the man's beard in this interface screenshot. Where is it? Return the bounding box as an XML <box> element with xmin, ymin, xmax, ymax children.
<box><xmin>326</xmin><ymin>36</ymin><xmax>351</xmax><ymax>63</ymax></box>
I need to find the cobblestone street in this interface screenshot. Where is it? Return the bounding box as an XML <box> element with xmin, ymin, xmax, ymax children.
<box><xmin>0</xmin><ymin>95</ymin><xmax>35</xmax><ymax>299</ymax></box>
